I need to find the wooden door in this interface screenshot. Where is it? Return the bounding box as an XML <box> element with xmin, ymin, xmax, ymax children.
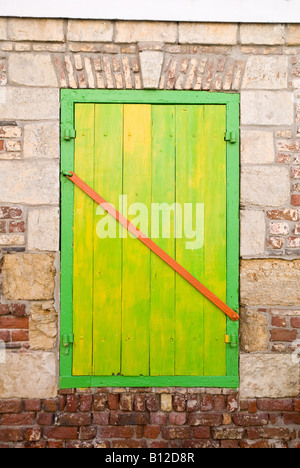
<box><xmin>72</xmin><ymin>103</ymin><xmax>227</xmax><ymax>378</ymax></box>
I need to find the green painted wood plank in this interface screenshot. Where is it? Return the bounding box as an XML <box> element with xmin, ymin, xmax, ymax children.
<box><xmin>175</xmin><ymin>105</ymin><xmax>205</xmax><ymax>376</ymax></box>
<box><xmin>122</xmin><ymin>104</ymin><xmax>152</xmax><ymax>376</ymax></box>
<box><xmin>73</xmin><ymin>103</ymin><xmax>95</xmax><ymax>376</ymax></box>
<box><xmin>150</xmin><ymin>105</ymin><xmax>176</xmax><ymax>376</ymax></box>
<box><xmin>203</xmin><ymin>105</ymin><xmax>227</xmax><ymax>376</ymax></box>
<box><xmin>93</xmin><ymin>104</ymin><xmax>123</xmax><ymax>376</ymax></box>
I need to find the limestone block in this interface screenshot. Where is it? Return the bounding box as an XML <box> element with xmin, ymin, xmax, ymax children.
<box><xmin>241</xmin><ymin>166</ymin><xmax>290</xmax><ymax>207</ymax></box>
<box><xmin>2</xmin><ymin>253</ymin><xmax>56</xmax><ymax>301</ymax></box>
<box><xmin>23</xmin><ymin>123</ymin><xmax>59</xmax><ymax>159</ymax></box>
<box><xmin>240</xmin><ymin>24</ymin><xmax>285</xmax><ymax>45</ymax></box>
<box><xmin>0</xmin><ymin>87</ymin><xmax>59</xmax><ymax>120</ymax></box>
<box><xmin>0</xmin><ymin>235</ymin><xmax>25</xmax><ymax>246</ymax></box>
<box><xmin>240</xmin><ymin>210</ymin><xmax>266</xmax><ymax>257</ymax></box>
<box><xmin>67</xmin><ymin>20</ymin><xmax>113</xmax><ymax>42</ymax></box>
<box><xmin>8</xmin><ymin>54</ymin><xmax>58</xmax><ymax>87</ymax></box>
<box><xmin>115</xmin><ymin>21</ymin><xmax>177</xmax><ymax>43</ymax></box>
<box><xmin>28</xmin><ymin>207</ymin><xmax>59</xmax><ymax>252</ymax></box>
<box><xmin>241</xmin><ymin>130</ymin><xmax>275</xmax><ymax>164</ymax></box>
<box><xmin>179</xmin><ymin>23</ymin><xmax>238</xmax><ymax>45</ymax></box>
<box><xmin>0</xmin><ymin>160</ymin><xmax>59</xmax><ymax>205</ymax></box>
<box><xmin>9</xmin><ymin>18</ymin><xmax>64</xmax><ymax>42</ymax></box>
<box><xmin>240</xmin><ymin>259</ymin><xmax>300</xmax><ymax>306</ymax></box>
<box><xmin>242</xmin><ymin>56</ymin><xmax>288</xmax><ymax>90</ymax></box>
<box><xmin>0</xmin><ymin>18</ymin><xmax>7</xmax><ymax>40</ymax></box>
<box><xmin>286</xmin><ymin>25</ymin><xmax>300</xmax><ymax>45</ymax></box>
<box><xmin>239</xmin><ymin>308</ymin><xmax>269</xmax><ymax>352</ymax></box>
<box><xmin>240</xmin><ymin>354</ymin><xmax>300</xmax><ymax>399</ymax></box>
<box><xmin>241</xmin><ymin>91</ymin><xmax>294</xmax><ymax>126</ymax></box>
<box><xmin>140</xmin><ymin>51</ymin><xmax>164</xmax><ymax>89</ymax></box>
<box><xmin>29</xmin><ymin>302</ymin><xmax>58</xmax><ymax>350</ymax></box>
<box><xmin>0</xmin><ymin>351</ymin><xmax>57</xmax><ymax>398</ymax></box>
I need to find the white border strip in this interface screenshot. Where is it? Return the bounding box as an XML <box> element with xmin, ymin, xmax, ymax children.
<box><xmin>0</xmin><ymin>0</ymin><xmax>300</xmax><ymax>23</ymax></box>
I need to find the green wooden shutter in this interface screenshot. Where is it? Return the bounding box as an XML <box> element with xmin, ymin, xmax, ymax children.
<box><xmin>60</xmin><ymin>90</ymin><xmax>240</xmax><ymax>389</ymax></box>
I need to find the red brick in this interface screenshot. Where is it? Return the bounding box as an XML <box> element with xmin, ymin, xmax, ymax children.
<box><xmin>291</xmin><ymin>317</ymin><xmax>300</xmax><ymax>328</ymax></box>
<box><xmin>11</xmin><ymin>330</ymin><xmax>29</xmax><ymax>342</ymax></box>
<box><xmin>271</xmin><ymin>316</ymin><xmax>287</xmax><ymax>328</ymax></box>
<box><xmin>200</xmin><ymin>394</ymin><xmax>213</xmax><ymax>412</ymax></box>
<box><xmin>43</xmin><ymin>399</ymin><xmax>57</xmax><ymax>412</ymax></box>
<box><xmin>270</xmin><ymin>329</ymin><xmax>298</xmax><ymax>342</ymax></box>
<box><xmin>0</xmin><ymin>316</ymin><xmax>28</xmax><ymax>329</ymax></box>
<box><xmin>149</xmin><ymin>412</ymin><xmax>167</xmax><ymax>425</ymax></box>
<box><xmin>134</xmin><ymin>394</ymin><xmax>146</xmax><ymax>412</ymax></box>
<box><xmin>25</xmin><ymin>428</ymin><xmax>42</xmax><ymax>442</ymax></box>
<box><xmin>145</xmin><ymin>394</ymin><xmax>159</xmax><ymax>412</ymax></box>
<box><xmin>9</xmin><ymin>221</ymin><xmax>25</xmax><ymax>233</ymax></box>
<box><xmin>240</xmin><ymin>440</ymin><xmax>272</xmax><ymax>449</ymax></box>
<box><xmin>0</xmin><ymin>221</ymin><xmax>6</xmax><ymax>233</ymax></box>
<box><xmin>283</xmin><ymin>413</ymin><xmax>300</xmax><ymax>425</ymax></box>
<box><xmin>112</xmin><ymin>440</ymin><xmax>147</xmax><ymax>448</ymax></box>
<box><xmin>193</xmin><ymin>427</ymin><xmax>211</xmax><ymax>439</ymax></box>
<box><xmin>55</xmin><ymin>412</ymin><xmax>92</xmax><ymax>427</ymax></box>
<box><xmin>36</xmin><ymin>412</ymin><xmax>53</xmax><ymax>426</ymax></box>
<box><xmin>0</xmin><ymin>400</ymin><xmax>22</xmax><ymax>414</ymax></box>
<box><xmin>186</xmin><ymin>395</ymin><xmax>199</xmax><ymax>412</ymax></box>
<box><xmin>98</xmin><ymin>426</ymin><xmax>134</xmax><ymax>439</ymax></box>
<box><xmin>173</xmin><ymin>395</ymin><xmax>186</xmax><ymax>412</ymax></box>
<box><xmin>66</xmin><ymin>395</ymin><xmax>79</xmax><ymax>412</ymax></box>
<box><xmin>0</xmin><ymin>413</ymin><xmax>35</xmax><ymax>426</ymax></box>
<box><xmin>119</xmin><ymin>394</ymin><xmax>133</xmax><ymax>411</ymax></box>
<box><xmin>214</xmin><ymin>395</ymin><xmax>226</xmax><ymax>412</ymax></box>
<box><xmin>144</xmin><ymin>426</ymin><xmax>161</xmax><ymax>439</ymax></box>
<box><xmin>294</xmin><ymin>399</ymin><xmax>300</xmax><ymax>411</ymax></box>
<box><xmin>292</xmin><ymin>194</ymin><xmax>300</xmax><ymax>206</ymax></box>
<box><xmin>79</xmin><ymin>394</ymin><xmax>92</xmax><ymax>412</ymax></box>
<box><xmin>93</xmin><ymin>411</ymin><xmax>110</xmax><ymax>425</ymax></box>
<box><xmin>0</xmin><ymin>304</ymin><xmax>10</xmax><ymax>316</ymax></box>
<box><xmin>24</xmin><ymin>399</ymin><xmax>42</xmax><ymax>412</ymax></box>
<box><xmin>0</xmin><ymin>140</ymin><xmax>4</xmax><ymax>151</ymax></box>
<box><xmin>162</xmin><ymin>427</ymin><xmax>191</xmax><ymax>440</ymax></box>
<box><xmin>44</xmin><ymin>427</ymin><xmax>78</xmax><ymax>440</ymax></box>
<box><xmin>169</xmin><ymin>412</ymin><xmax>187</xmax><ymax>426</ymax></box>
<box><xmin>110</xmin><ymin>411</ymin><xmax>148</xmax><ymax>426</ymax></box>
<box><xmin>267</xmin><ymin>208</ymin><xmax>299</xmax><ymax>221</ymax></box>
<box><xmin>93</xmin><ymin>394</ymin><xmax>106</xmax><ymax>411</ymax></box>
<box><xmin>221</xmin><ymin>440</ymin><xmax>240</xmax><ymax>448</ymax></box>
<box><xmin>0</xmin><ymin>330</ymin><xmax>10</xmax><ymax>342</ymax></box>
<box><xmin>11</xmin><ymin>303</ymin><xmax>26</xmax><ymax>317</ymax></box>
<box><xmin>232</xmin><ymin>413</ymin><xmax>268</xmax><ymax>426</ymax></box>
<box><xmin>48</xmin><ymin>441</ymin><xmax>64</xmax><ymax>448</ymax></box>
<box><xmin>259</xmin><ymin>428</ymin><xmax>295</xmax><ymax>441</ymax></box>
<box><xmin>188</xmin><ymin>413</ymin><xmax>223</xmax><ymax>427</ymax></box>
<box><xmin>183</xmin><ymin>440</ymin><xmax>219</xmax><ymax>449</ymax></box>
<box><xmin>248</xmin><ymin>401</ymin><xmax>258</xmax><ymax>414</ymax></box>
<box><xmin>0</xmin><ymin>428</ymin><xmax>23</xmax><ymax>442</ymax></box>
<box><xmin>107</xmin><ymin>394</ymin><xmax>119</xmax><ymax>410</ymax></box>
<box><xmin>257</xmin><ymin>399</ymin><xmax>293</xmax><ymax>412</ymax></box>
<box><xmin>79</xmin><ymin>426</ymin><xmax>97</xmax><ymax>441</ymax></box>
<box><xmin>150</xmin><ymin>441</ymin><xmax>168</xmax><ymax>448</ymax></box>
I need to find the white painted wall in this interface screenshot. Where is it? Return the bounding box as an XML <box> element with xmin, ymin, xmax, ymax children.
<box><xmin>0</xmin><ymin>0</ymin><xmax>300</xmax><ymax>23</ymax></box>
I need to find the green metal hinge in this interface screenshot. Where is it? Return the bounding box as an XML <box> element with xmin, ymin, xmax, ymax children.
<box><xmin>62</xmin><ymin>334</ymin><xmax>74</xmax><ymax>356</ymax></box>
<box><xmin>225</xmin><ymin>131</ymin><xmax>237</xmax><ymax>144</ymax></box>
<box><xmin>63</xmin><ymin>125</ymin><xmax>76</xmax><ymax>141</ymax></box>
<box><xmin>225</xmin><ymin>334</ymin><xmax>238</xmax><ymax>348</ymax></box>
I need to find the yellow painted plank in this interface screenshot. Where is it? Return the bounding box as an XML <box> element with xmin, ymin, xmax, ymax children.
<box><xmin>73</xmin><ymin>103</ymin><xmax>95</xmax><ymax>376</ymax></box>
<box><xmin>150</xmin><ymin>105</ymin><xmax>176</xmax><ymax>376</ymax></box>
<box><xmin>93</xmin><ymin>104</ymin><xmax>123</xmax><ymax>376</ymax></box>
<box><xmin>175</xmin><ymin>105</ymin><xmax>205</xmax><ymax>376</ymax></box>
<box><xmin>203</xmin><ymin>105</ymin><xmax>227</xmax><ymax>376</ymax></box>
<box><xmin>122</xmin><ymin>104</ymin><xmax>152</xmax><ymax>376</ymax></box>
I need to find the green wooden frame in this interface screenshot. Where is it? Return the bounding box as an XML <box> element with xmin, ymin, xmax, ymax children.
<box><xmin>60</xmin><ymin>90</ymin><xmax>240</xmax><ymax>389</ymax></box>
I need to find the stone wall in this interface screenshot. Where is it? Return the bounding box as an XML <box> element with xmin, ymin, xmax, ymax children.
<box><xmin>0</xmin><ymin>18</ymin><xmax>299</xmax><ymax>448</ymax></box>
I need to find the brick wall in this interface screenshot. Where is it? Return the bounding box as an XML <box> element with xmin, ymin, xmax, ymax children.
<box><xmin>0</xmin><ymin>389</ymin><xmax>299</xmax><ymax>448</ymax></box>
<box><xmin>0</xmin><ymin>18</ymin><xmax>299</xmax><ymax>448</ymax></box>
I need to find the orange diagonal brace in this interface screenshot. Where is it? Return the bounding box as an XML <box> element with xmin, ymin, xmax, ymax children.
<box><xmin>66</xmin><ymin>171</ymin><xmax>239</xmax><ymax>322</ymax></box>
